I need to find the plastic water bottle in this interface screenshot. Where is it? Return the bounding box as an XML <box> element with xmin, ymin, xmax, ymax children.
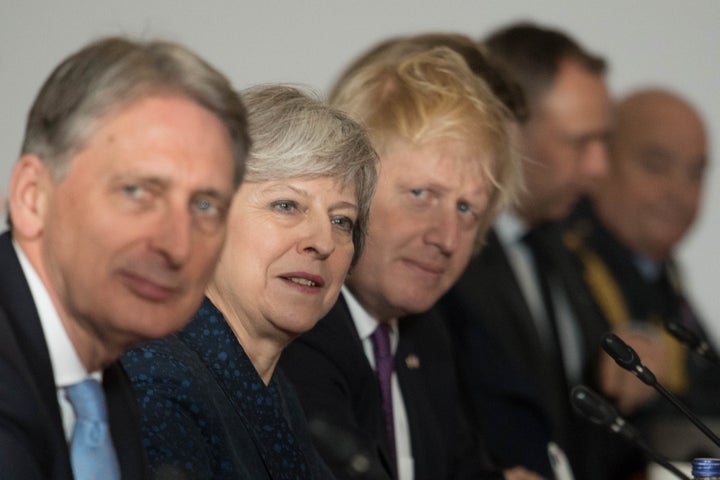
<box><xmin>693</xmin><ymin>458</ymin><xmax>720</xmax><ymax>479</ymax></box>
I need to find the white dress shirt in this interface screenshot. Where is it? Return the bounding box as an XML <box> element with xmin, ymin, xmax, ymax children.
<box><xmin>343</xmin><ymin>286</ymin><xmax>414</xmax><ymax>480</ymax></box>
<box><xmin>13</xmin><ymin>240</ymin><xmax>96</xmax><ymax>442</ymax></box>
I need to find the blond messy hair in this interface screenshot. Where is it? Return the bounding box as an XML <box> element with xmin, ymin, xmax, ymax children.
<box><xmin>329</xmin><ymin>47</ymin><xmax>522</xmax><ymax>250</ymax></box>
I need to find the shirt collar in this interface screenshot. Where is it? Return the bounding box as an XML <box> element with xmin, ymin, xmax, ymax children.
<box><xmin>634</xmin><ymin>254</ymin><xmax>663</xmax><ymax>282</ymax></box>
<box><xmin>495</xmin><ymin>210</ymin><xmax>530</xmax><ymax>246</ymax></box>
<box><xmin>12</xmin><ymin>240</ymin><xmax>90</xmax><ymax>387</ymax></box>
<box><xmin>341</xmin><ymin>285</ymin><xmax>398</xmax><ymax>342</ymax></box>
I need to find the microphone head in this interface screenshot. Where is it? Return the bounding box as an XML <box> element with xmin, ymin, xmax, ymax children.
<box><xmin>664</xmin><ymin>319</ymin><xmax>702</xmax><ymax>350</ymax></box>
<box><xmin>308</xmin><ymin>416</ymin><xmax>385</xmax><ymax>478</ymax></box>
<box><xmin>601</xmin><ymin>332</ymin><xmax>639</xmax><ymax>369</ymax></box>
<box><xmin>570</xmin><ymin>385</ymin><xmax>618</xmax><ymax>428</ymax></box>
<box><xmin>601</xmin><ymin>332</ymin><xmax>657</xmax><ymax>386</ymax></box>
<box><xmin>665</xmin><ymin>319</ymin><xmax>720</xmax><ymax>365</ymax></box>
<box><xmin>570</xmin><ymin>385</ymin><xmax>642</xmax><ymax>443</ymax></box>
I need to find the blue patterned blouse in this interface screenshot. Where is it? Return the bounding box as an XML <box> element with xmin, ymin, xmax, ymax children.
<box><xmin>122</xmin><ymin>297</ymin><xmax>334</xmax><ymax>479</ymax></box>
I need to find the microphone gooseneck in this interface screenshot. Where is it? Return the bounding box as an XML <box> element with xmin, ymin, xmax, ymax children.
<box><xmin>601</xmin><ymin>332</ymin><xmax>720</xmax><ymax>448</ymax></box>
<box><xmin>570</xmin><ymin>385</ymin><xmax>691</xmax><ymax>480</ymax></box>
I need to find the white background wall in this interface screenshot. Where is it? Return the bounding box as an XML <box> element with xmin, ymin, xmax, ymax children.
<box><xmin>1</xmin><ymin>0</ymin><xmax>718</xmax><ymax>341</ymax></box>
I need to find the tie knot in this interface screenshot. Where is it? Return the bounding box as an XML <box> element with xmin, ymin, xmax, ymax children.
<box><xmin>66</xmin><ymin>378</ymin><xmax>107</xmax><ymax>422</ymax></box>
<box><xmin>521</xmin><ymin>227</ymin><xmax>545</xmax><ymax>251</ymax></box>
<box><xmin>522</xmin><ymin>224</ymin><xmax>559</xmax><ymax>268</ymax></box>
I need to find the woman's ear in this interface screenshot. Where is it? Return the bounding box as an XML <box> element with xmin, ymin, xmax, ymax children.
<box><xmin>8</xmin><ymin>154</ymin><xmax>52</xmax><ymax>239</ymax></box>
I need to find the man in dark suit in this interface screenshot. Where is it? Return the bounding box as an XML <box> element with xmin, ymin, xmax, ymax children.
<box><xmin>281</xmin><ymin>45</ymin><xmax>538</xmax><ymax>480</ymax></box>
<box><xmin>563</xmin><ymin>89</ymin><xmax>719</xmax><ymax>460</ymax></box>
<box><xmin>0</xmin><ymin>37</ymin><xmax>248</xmax><ymax>479</ymax></box>
<box><xmin>438</xmin><ymin>23</ymin><xmax>617</xmax><ymax>479</ymax></box>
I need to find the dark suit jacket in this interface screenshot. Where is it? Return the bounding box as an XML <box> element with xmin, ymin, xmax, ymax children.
<box><xmin>565</xmin><ymin>198</ymin><xmax>720</xmax><ymax>419</ymax></box>
<box><xmin>122</xmin><ymin>297</ymin><xmax>334</xmax><ymax>480</ymax></box>
<box><xmin>0</xmin><ymin>231</ymin><xmax>148</xmax><ymax>479</ymax></box>
<box><xmin>279</xmin><ymin>294</ymin><xmax>503</xmax><ymax>480</ymax></box>
<box><xmin>439</xmin><ymin>226</ymin><xmax>615</xmax><ymax>480</ymax></box>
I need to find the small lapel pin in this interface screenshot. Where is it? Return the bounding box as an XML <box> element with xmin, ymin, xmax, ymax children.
<box><xmin>405</xmin><ymin>354</ymin><xmax>420</xmax><ymax>369</ymax></box>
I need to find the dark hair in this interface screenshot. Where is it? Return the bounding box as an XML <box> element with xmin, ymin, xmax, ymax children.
<box><xmin>483</xmin><ymin>22</ymin><xmax>607</xmax><ymax>108</ymax></box>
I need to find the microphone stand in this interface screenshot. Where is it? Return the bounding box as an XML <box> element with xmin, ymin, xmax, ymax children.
<box><xmin>602</xmin><ymin>332</ymin><xmax>720</xmax><ymax>448</ymax></box>
<box><xmin>571</xmin><ymin>385</ymin><xmax>691</xmax><ymax>480</ymax></box>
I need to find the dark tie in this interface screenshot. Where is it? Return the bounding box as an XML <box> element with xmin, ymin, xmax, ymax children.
<box><xmin>371</xmin><ymin>322</ymin><xmax>397</xmax><ymax>478</ymax></box>
<box><xmin>522</xmin><ymin>227</ymin><xmax>571</xmax><ymax>381</ymax></box>
<box><xmin>66</xmin><ymin>378</ymin><xmax>121</xmax><ymax>480</ymax></box>
<box><xmin>522</xmin><ymin>227</ymin><xmax>559</xmax><ymax>347</ymax></box>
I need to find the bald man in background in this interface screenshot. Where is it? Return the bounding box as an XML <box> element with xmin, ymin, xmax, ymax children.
<box><xmin>564</xmin><ymin>88</ymin><xmax>719</xmax><ymax>467</ymax></box>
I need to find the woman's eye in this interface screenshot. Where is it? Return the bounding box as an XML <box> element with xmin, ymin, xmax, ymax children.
<box><xmin>410</xmin><ymin>188</ymin><xmax>427</xmax><ymax>198</ymax></box>
<box><xmin>331</xmin><ymin>216</ymin><xmax>355</xmax><ymax>233</ymax></box>
<box><xmin>271</xmin><ymin>200</ymin><xmax>298</xmax><ymax>212</ymax></box>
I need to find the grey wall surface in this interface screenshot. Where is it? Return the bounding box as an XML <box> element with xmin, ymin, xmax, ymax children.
<box><xmin>1</xmin><ymin>0</ymin><xmax>718</xmax><ymax>341</ymax></box>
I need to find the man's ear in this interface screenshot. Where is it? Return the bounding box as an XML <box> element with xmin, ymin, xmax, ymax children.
<box><xmin>8</xmin><ymin>154</ymin><xmax>52</xmax><ymax>239</ymax></box>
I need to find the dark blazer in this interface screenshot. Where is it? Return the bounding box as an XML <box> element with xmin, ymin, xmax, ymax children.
<box><xmin>122</xmin><ymin>297</ymin><xmax>334</xmax><ymax>480</ymax></box>
<box><xmin>564</xmin><ymin>198</ymin><xmax>720</xmax><ymax>417</ymax></box>
<box><xmin>0</xmin><ymin>231</ymin><xmax>148</xmax><ymax>479</ymax></box>
<box><xmin>279</xmin><ymin>294</ymin><xmax>503</xmax><ymax>480</ymax></box>
<box><xmin>439</xmin><ymin>226</ymin><xmax>615</xmax><ymax>479</ymax></box>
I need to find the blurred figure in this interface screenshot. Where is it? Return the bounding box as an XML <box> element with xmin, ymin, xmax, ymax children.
<box><xmin>281</xmin><ymin>47</ymin><xmax>523</xmax><ymax>480</ymax></box>
<box><xmin>122</xmin><ymin>85</ymin><xmax>377</xmax><ymax>479</ymax></box>
<box><xmin>564</xmin><ymin>88</ymin><xmax>716</xmax><ymax>455</ymax></box>
<box><xmin>0</xmin><ymin>37</ymin><xmax>248</xmax><ymax>479</ymax></box>
<box><xmin>439</xmin><ymin>22</ymin><xmax>614</xmax><ymax>479</ymax></box>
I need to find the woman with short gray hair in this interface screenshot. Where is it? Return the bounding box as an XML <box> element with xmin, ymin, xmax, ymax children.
<box><xmin>123</xmin><ymin>84</ymin><xmax>377</xmax><ymax>479</ymax></box>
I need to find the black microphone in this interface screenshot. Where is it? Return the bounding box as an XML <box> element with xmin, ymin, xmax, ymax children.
<box><xmin>602</xmin><ymin>332</ymin><xmax>720</xmax><ymax>448</ymax></box>
<box><xmin>307</xmin><ymin>416</ymin><xmax>389</xmax><ymax>479</ymax></box>
<box><xmin>664</xmin><ymin>318</ymin><xmax>720</xmax><ymax>366</ymax></box>
<box><xmin>571</xmin><ymin>385</ymin><xmax>691</xmax><ymax>480</ymax></box>
<box><xmin>601</xmin><ymin>332</ymin><xmax>656</xmax><ymax>385</ymax></box>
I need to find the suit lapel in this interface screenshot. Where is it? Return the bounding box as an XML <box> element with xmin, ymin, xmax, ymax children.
<box><xmin>0</xmin><ymin>232</ymin><xmax>73</xmax><ymax>478</ymax></box>
<box><xmin>333</xmin><ymin>295</ymin><xmax>396</xmax><ymax>476</ymax></box>
<box><xmin>476</xmin><ymin>231</ymin><xmax>548</xmax><ymax>365</ymax></box>
<box><xmin>394</xmin><ymin>319</ymin><xmax>432</xmax><ymax>478</ymax></box>
<box><xmin>0</xmin><ymin>233</ymin><xmax>62</xmax><ymax>425</ymax></box>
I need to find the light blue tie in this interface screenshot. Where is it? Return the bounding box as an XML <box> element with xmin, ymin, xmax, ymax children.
<box><xmin>66</xmin><ymin>378</ymin><xmax>121</xmax><ymax>480</ymax></box>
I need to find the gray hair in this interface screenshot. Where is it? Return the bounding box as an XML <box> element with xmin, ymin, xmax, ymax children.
<box><xmin>240</xmin><ymin>84</ymin><xmax>378</xmax><ymax>265</ymax></box>
<box><xmin>21</xmin><ymin>36</ymin><xmax>250</xmax><ymax>187</ymax></box>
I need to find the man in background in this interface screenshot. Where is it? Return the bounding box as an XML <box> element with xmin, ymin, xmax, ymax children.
<box><xmin>0</xmin><ymin>37</ymin><xmax>248</xmax><ymax>479</ymax></box>
<box><xmin>564</xmin><ymin>88</ymin><xmax>718</xmax><ymax>461</ymax></box>
<box><xmin>439</xmin><ymin>22</ymin><xmax>613</xmax><ymax>478</ymax></box>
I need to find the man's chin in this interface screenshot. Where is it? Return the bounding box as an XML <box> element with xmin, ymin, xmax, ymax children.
<box><xmin>117</xmin><ymin>301</ymin><xmax>197</xmax><ymax>340</ymax></box>
<box><xmin>553</xmin><ymin>197</ymin><xmax>580</xmax><ymax>221</ymax></box>
<box><xmin>395</xmin><ymin>296</ymin><xmax>440</xmax><ymax>317</ymax></box>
